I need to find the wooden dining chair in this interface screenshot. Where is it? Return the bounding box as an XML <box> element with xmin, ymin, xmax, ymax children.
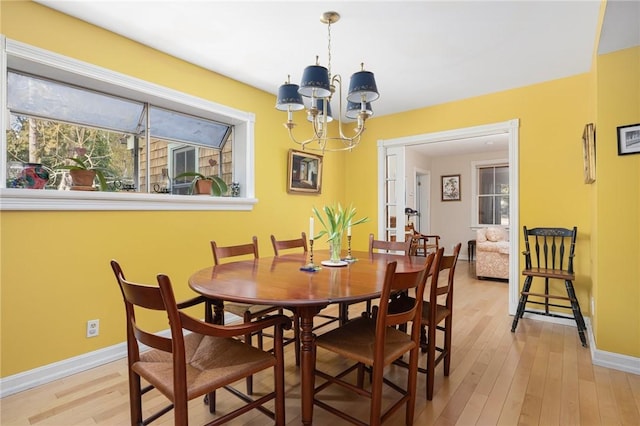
<box><xmin>342</xmin><ymin>233</ymin><xmax>414</xmax><ymax>322</ymax></box>
<box><xmin>390</xmin><ymin>243</ymin><xmax>461</xmax><ymax>400</ymax></box>
<box><xmin>511</xmin><ymin>226</ymin><xmax>587</xmax><ymax>347</ymax></box>
<box><xmin>313</xmin><ymin>254</ymin><xmax>434</xmax><ymax>426</ymax></box>
<box><xmin>270</xmin><ymin>231</ymin><xmax>308</xmax><ymax>256</ymax></box>
<box><xmin>369</xmin><ymin>233</ymin><xmax>413</xmax><ymax>254</ymax></box>
<box><xmin>110</xmin><ymin>260</ymin><xmax>290</xmax><ymax>426</ymax></box>
<box><xmin>211</xmin><ymin>236</ymin><xmax>283</xmax><ymax>394</ymax></box>
<box><xmin>405</xmin><ymin>223</ymin><xmax>440</xmax><ymax>256</ymax></box>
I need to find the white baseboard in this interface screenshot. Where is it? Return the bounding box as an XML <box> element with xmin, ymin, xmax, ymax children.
<box><xmin>589</xmin><ymin>331</ymin><xmax>640</xmax><ymax>375</ymax></box>
<box><xmin>0</xmin><ymin>340</ymin><xmax>128</xmax><ymax>398</ymax></box>
<box><xmin>0</xmin><ymin>312</ymin><xmax>241</xmax><ymax>398</ymax></box>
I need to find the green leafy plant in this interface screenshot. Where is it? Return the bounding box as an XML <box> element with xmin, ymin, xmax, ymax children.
<box><xmin>58</xmin><ymin>149</ymin><xmax>108</xmax><ymax>191</ymax></box>
<box><xmin>312</xmin><ymin>203</ymin><xmax>368</xmax><ymax>242</ymax></box>
<box><xmin>174</xmin><ymin>171</ymin><xmax>228</xmax><ymax>196</ymax></box>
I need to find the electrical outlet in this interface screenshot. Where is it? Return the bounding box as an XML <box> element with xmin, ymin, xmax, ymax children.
<box><xmin>86</xmin><ymin>319</ymin><xmax>99</xmax><ymax>338</ymax></box>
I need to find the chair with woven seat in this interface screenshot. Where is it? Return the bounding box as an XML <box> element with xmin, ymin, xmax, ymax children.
<box><xmin>110</xmin><ymin>260</ymin><xmax>290</xmax><ymax>426</ymax></box>
<box><xmin>511</xmin><ymin>226</ymin><xmax>587</xmax><ymax>347</ymax></box>
<box><xmin>389</xmin><ymin>243</ymin><xmax>461</xmax><ymax>400</ymax></box>
<box><xmin>211</xmin><ymin>236</ymin><xmax>284</xmax><ymax>393</ymax></box>
<box><xmin>313</xmin><ymin>254</ymin><xmax>435</xmax><ymax>426</ymax></box>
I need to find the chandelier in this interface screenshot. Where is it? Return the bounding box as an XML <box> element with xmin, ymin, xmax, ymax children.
<box><xmin>275</xmin><ymin>11</ymin><xmax>379</xmax><ymax>153</ymax></box>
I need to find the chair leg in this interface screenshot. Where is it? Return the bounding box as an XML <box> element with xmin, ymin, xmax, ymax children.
<box><xmin>426</xmin><ymin>327</ymin><xmax>437</xmax><ymax>400</ymax></box>
<box><xmin>129</xmin><ymin>373</ymin><xmax>142</xmax><ymax>426</ymax></box>
<box><xmin>443</xmin><ymin>316</ymin><xmax>453</xmax><ymax>376</ymax></box>
<box><xmin>369</xmin><ymin>362</ymin><xmax>384</xmax><ymax>426</ymax></box>
<box><xmin>565</xmin><ymin>279</ymin><xmax>588</xmax><ymax>347</ymax></box>
<box><xmin>206</xmin><ymin>391</ymin><xmax>216</xmax><ymax>413</ymax></box>
<box><xmin>339</xmin><ymin>302</ymin><xmax>349</xmax><ymax>325</ymax></box>
<box><xmin>420</xmin><ymin>324</ymin><xmax>427</xmax><ymax>353</ymax></box>
<box><xmin>244</xmin><ymin>313</ymin><xmax>254</xmax><ymax>395</ymax></box>
<box><xmin>511</xmin><ymin>276</ymin><xmax>533</xmax><ymax>332</ymax></box>
<box><xmin>356</xmin><ymin>363</ymin><xmax>365</xmax><ymax>388</ymax></box>
<box><xmin>273</xmin><ymin>323</ymin><xmax>286</xmax><ymax>426</ymax></box>
<box><xmin>406</xmin><ymin>346</ymin><xmax>419</xmax><ymax>425</ymax></box>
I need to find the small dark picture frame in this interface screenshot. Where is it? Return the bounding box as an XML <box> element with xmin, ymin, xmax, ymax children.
<box><xmin>617</xmin><ymin>123</ymin><xmax>640</xmax><ymax>156</ymax></box>
<box><xmin>287</xmin><ymin>149</ymin><xmax>323</xmax><ymax>194</ymax></box>
<box><xmin>441</xmin><ymin>174</ymin><xmax>461</xmax><ymax>201</ymax></box>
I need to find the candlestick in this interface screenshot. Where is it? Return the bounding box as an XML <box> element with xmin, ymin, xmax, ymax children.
<box><xmin>308</xmin><ymin>239</ymin><xmax>315</xmax><ymax>266</ymax></box>
<box><xmin>345</xmin><ymin>235</ymin><xmax>354</xmax><ymax>260</ymax></box>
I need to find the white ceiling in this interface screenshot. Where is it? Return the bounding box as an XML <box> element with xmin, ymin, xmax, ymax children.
<box><xmin>34</xmin><ymin>0</ymin><xmax>638</xmax><ymax>156</ymax></box>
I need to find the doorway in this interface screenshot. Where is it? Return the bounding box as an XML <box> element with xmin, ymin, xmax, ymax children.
<box><xmin>414</xmin><ymin>169</ymin><xmax>430</xmax><ymax>233</ymax></box>
<box><xmin>377</xmin><ymin>119</ymin><xmax>520</xmax><ymax>315</ymax></box>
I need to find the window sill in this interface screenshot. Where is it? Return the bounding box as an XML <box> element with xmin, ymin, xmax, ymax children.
<box><xmin>0</xmin><ymin>189</ymin><xmax>257</xmax><ymax>211</ymax></box>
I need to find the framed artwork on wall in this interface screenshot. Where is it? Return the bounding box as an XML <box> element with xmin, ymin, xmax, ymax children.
<box><xmin>617</xmin><ymin>123</ymin><xmax>640</xmax><ymax>156</ymax></box>
<box><xmin>582</xmin><ymin>123</ymin><xmax>596</xmax><ymax>183</ymax></box>
<box><xmin>287</xmin><ymin>149</ymin><xmax>323</xmax><ymax>194</ymax></box>
<box><xmin>441</xmin><ymin>174</ymin><xmax>461</xmax><ymax>201</ymax></box>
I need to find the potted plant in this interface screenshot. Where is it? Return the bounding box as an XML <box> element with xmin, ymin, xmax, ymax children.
<box><xmin>174</xmin><ymin>171</ymin><xmax>228</xmax><ymax>196</ymax></box>
<box><xmin>312</xmin><ymin>203</ymin><xmax>368</xmax><ymax>264</ymax></box>
<box><xmin>58</xmin><ymin>148</ymin><xmax>108</xmax><ymax>191</ymax></box>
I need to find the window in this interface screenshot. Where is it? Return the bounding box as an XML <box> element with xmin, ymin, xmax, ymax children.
<box><xmin>472</xmin><ymin>161</ymin><xmax>509</xmax><ymax>226</ymax></box>
<box><xmin>6</xmin><ymin>71</ymin><xmax>232</xmax><ymax>194</ymax></box>
<box><xmin>1</xmin><ymin>38</ymin><xmax>256</xmax><ymax>211</ymax></box>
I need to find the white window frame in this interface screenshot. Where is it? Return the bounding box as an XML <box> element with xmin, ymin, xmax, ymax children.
<box><xmin>0</xmin><ymin>37</ymin><xmax>257</xmax><ymax>211</ymax></box>
<box><xmin>470</xmin><ymin>158</ymin><xmax>509</xmax><ymax>229</ymax></box>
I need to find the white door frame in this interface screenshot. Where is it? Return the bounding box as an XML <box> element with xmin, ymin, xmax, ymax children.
<box><xmin>377</xmin><ymin>119</ymin><xmax>520</xmax><ymax>315</ymax></box>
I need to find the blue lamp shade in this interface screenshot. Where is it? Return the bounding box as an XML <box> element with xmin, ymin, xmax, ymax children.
<box><xmin>299</xmin><ymin>64</ymin><xmax>331</xmax><ymax>98</ymax></box>
<box><xmin>307</xmin><ymin>98</ymin><xmax>333</xmax><ymax>122</ymax></box>
<box><xmin>346</xmin><ymin>101</ymin><xmax>373</xmax><ymax>119</ymax></box>
<box><xmin>275</xmin><ymin>83</ymin><xmax>304</xmax><ymax>111</ymax></box>
<box><xmin>347</xmin><ymin>70</ymin><xmax>379</xmax><ymax>103</ymax></box>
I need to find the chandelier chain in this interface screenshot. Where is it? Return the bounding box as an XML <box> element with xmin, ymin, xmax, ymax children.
<box><xmin>327</xmin><ymin>21</ymin><xmax>332</xmax><ymax>80</ymax></box>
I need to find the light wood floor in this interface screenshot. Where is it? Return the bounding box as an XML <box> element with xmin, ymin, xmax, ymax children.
<box><xmin>2</xmin><ymin>261</ymin><xmax>639</xmax><ymax>425</ymax></box>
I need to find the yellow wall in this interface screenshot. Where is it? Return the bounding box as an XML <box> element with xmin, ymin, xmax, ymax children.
<box><xmin>1</xmin><ymin>1</ymin><xmax>638</xmax><ymax>378</ymax></box>
<box><xmin>594</xmin><ymin>46</ymin><xmax>640</xmax><ymax>356</ymax></box>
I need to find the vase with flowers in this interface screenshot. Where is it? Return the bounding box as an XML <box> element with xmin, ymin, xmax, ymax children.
<box><xmin>312</xmin><ymin>203</ymin><xmax>368</xmax><ymax>266</ymax></box>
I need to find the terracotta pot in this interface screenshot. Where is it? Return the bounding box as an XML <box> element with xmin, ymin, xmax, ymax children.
<box><xmin>70</xmin><ymin>169</ymin><xmax>96</xmax><ymax>189</ymax></box>
<box><xmin>194</xmin><ymin>179</ymin><xmax>212</xmax><ymax>195</ymax></box>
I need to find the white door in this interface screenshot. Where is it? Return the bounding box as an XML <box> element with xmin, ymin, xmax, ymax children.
<box><xmin>378</xmin><ymin>145</ymin><xmax>406</xmax><ymax>242</ymax></box>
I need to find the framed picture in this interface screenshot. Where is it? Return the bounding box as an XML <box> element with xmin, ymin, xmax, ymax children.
<box><xmin>617</xmin><ymin>123</ymin><xmax>640</xmax><ymax>156</ymax></box>
<box><xmin>582</xmin><ymin>123</ymin><xmax>596</xmax><ymax>183</ymax></box>
<box><xmin>441</xmin><ymin>174</ymin><xmax>461</xmax><ymax>201</ymax></box>
<box><xmin>287</xmin><ymin>149</ymin><xmax>322</xmax><ymax>194</ymax></box>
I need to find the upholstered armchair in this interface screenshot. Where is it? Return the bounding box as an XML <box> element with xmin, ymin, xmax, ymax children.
<box><xmin>476</xmin><ymin>227</ymin><xmax>509</xmax><ymax>280</ymax></box>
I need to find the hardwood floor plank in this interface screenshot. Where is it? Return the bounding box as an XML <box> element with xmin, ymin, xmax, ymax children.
<box><xmin>1</xmin><ymin>263</ymin><xmax>636</xmax><ymax>426</ymax></box>
<box><xmin>559</xmin><ymin>325</ymin><xmax>581</xmax><ymax>425</ymax></box>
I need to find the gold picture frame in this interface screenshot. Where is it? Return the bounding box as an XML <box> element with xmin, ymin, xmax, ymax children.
<box><xmin>287</xmin><ymin>149</ymin><xmax>323</xmax><ymax>194</ymax></box>
<box><xmin>582</xmin><ymin>123</ymin><xmax>596</xmax><ymax>184</ymax></box>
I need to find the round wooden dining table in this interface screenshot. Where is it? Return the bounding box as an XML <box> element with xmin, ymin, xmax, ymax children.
<box><xmin>189</xmin><ymin>250</ymin><xmax>428</xmax><ymax>425</ymax></box>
